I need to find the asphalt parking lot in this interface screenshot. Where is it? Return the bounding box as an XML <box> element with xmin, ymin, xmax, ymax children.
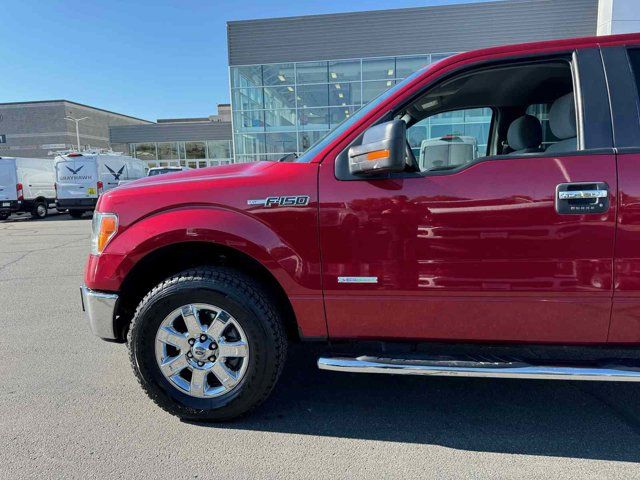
<box><xmin>2</xmin><ymin>215</ymin><xmax>640</xmax><ymax>479</ymax></box>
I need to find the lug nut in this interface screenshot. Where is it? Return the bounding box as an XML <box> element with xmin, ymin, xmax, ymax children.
<box><xmin>187</xmin><ymin>352</ymin><xmax>193</xmax><ymax>358</ymax></box>
<box><xmin>209</xmin><ymin>342</ymin><xmax>217</xmax><ymax>350</ymax></box>
<box><xmin>200</xmin><ymin>334</ymin><xmax>207</xmax><ymax>341</ymax></box>
<box><xmin>208</xmin><ymin>356</ymin><xmax>216</xmax><ymax>362</ymax></box>
<box><xmin>188</xmin><ymin>339</ymin><xmax>195</xmax><ymax>346</ymax></box>
<box><xmin>197</xmin><ymin>361</ymin><xmax>204</xmax><ymax>367</ymax></box>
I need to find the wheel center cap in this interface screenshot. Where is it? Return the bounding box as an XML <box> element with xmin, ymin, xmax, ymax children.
<box><xmin>191</xmin><ymin>340</ymin><xmax>210</xmax><ymax>360</ymax></box>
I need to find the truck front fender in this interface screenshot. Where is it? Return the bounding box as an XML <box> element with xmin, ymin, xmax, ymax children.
<box><xmin>85</xmin><ymin>206</ymin><xmax>326</xmax><ymax>338</ymax></box>
<box><xmin>86</xmin><ymin>206</ymin><xmax>319</xmax><ymax>295</ymax></box>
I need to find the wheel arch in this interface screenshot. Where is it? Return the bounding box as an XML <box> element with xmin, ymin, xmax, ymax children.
<box><xmin>113</xmin><ymin>241</ymin><xmax>300</xmax><ymax>344</ymax></box>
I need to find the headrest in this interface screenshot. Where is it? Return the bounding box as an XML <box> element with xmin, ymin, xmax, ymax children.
<box><xmin>507</xmin><ymin>115</ymin><xmax>542</xmax><ymax>151</ymax></box>
<box><xmin>549</xmin><ymin>93</ymin><xmax>576</xmax><ymax>140</ymax></box>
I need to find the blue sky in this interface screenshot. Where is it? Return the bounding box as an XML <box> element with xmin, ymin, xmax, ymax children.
<box><xmin>1</xmin><ymin>0</ymin><xmax>495</xmax><ymax>120</ymax></box>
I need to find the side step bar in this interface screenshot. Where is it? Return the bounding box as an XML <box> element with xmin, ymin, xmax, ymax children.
<box><xmin>317</xmin><ymin>356</ymin><xmax>640</xmax><ymax>382</ymax></box>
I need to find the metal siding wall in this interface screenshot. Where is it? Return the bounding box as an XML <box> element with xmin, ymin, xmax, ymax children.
<box><xmin>0</xmin><ymin>102</ymin><xmax>149</xmax><ymax>158</ymax></box>
<box><xmin>109</xmin><ymin>123</ymin><xmax>233</xmax><ymax>144</ymax></box>
<box><xmin>62</xmin><ymin>102</ymin><xmax>149</xmax><ymax>145</ymax></box>
<box><xmin>227</xmin><ymin>0</ymin><xmax>599</xmax><ymax>66</ymax></box>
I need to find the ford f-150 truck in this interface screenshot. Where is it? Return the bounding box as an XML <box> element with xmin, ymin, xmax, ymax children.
<box><xmin>82</xmin><ymin>33</ymin><xmax>640</xmax><ymax>421</ymax></box>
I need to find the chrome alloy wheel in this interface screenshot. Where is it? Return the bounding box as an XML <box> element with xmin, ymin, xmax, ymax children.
<box><xmin>154</xmin><ymin>303</ymin><xmax>250</xmax><ymax>398</ymax></box>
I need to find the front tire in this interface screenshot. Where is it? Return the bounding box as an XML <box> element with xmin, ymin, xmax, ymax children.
<box><xmin>69</xmin><ymin>210</ymin><xmax>84</xmax><ymax>219</ymax></box>
<box><xmin>128</xmin><ymin>267</ymin><xmax>287</xmax><ymax>421</ymax></box>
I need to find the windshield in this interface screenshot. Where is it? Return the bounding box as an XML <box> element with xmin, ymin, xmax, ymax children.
<box><xmin>294</xmin><ymin>66</ymin><xmax>430</xmax><ymax>163</ymax></box>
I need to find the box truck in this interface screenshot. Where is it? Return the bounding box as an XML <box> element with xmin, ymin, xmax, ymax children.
<box><xmin>0</xmin><ymin>157</ymin><xmax>55</xmax><ymax>220</ymax></box>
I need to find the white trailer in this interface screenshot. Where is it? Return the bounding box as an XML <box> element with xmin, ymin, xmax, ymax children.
<box><xmin>54</xmin><ymin>151</ymin><xmax>145</xmax><ymax>218</ymax></box>
<box><xmin>0</xmin><ymin>157</ymin><xmax>55</xmax><ymax>220</ymax></box>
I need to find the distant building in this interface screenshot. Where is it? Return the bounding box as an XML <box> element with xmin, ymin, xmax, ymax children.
<box><xmin>109</xmin><ymin>104</ymin><xmax>233</xmax><ymax>169</ymax></box>
<box><xmin>0</xmin><ymin>100</ymin><xmax>150</xmax><ymax>158</ymax></box>
<box><xmin>156</xmin><ymin>104</ymin><xmax>232</xmax><ymax>125</ymax></box>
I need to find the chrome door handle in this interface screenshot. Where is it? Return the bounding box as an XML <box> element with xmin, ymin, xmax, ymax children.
<box><xmin>555</xmin><ymin>182</ymin><xmax>609</xmax><ymax>215</ymax></box>
<box><xmin>558</xmin><ymin>189</ymin><xmax>608</xmax><ymax>200</ymax></box>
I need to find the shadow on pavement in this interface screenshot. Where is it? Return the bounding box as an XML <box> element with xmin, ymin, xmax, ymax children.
<box><xmin>197</xmin><ymin>344</ymin><xmax>640</xmax><ymax>462</ymax></box>
<box><xmin>1</xmin><ymin>210</ymin><xmax>91</xmax><ymax>222</ymax></box>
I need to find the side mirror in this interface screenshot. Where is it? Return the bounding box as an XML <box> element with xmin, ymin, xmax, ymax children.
<box><xmin>348</xmin><ymin>120</ymin><xmax>407</xmax><ymax>176</ymax></box>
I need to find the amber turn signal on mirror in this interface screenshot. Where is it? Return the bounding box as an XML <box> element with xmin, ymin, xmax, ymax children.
<box><xmin>366</xmin><ymin>149</ymin><xmax>390</xmax><ymax>161</ymax></box>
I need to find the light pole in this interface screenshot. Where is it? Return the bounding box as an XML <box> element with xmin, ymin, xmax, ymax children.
<box><xmin>64</xmin><ymin>115</ymin><xmax>89</xmax><ymax>151</ymax></box>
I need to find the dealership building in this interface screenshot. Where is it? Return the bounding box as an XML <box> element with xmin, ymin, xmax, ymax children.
<box><xmin>109</xmin><ymin>104</ymin><xmax>233</xmax><ymax>169</ymax></box>
<box><xmin>0</xmin><ymin>100</ymin><xmax>150</xmax><ymax>158</ymax></box>
<box><xmin>227</xmin><ymin>0</ymin><xmax>638</xmax><ymax>162</ymax></box>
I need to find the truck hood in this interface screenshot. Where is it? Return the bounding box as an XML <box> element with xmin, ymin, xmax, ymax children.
<box><xmin>118</xmin><ymin>161</ymin><xmax>276</xmax><ymax>190</ymax></box>
<box><xmin>97</xmin><ymin>160</ymin><xmax>318</xmax><ymax>228</ymax></box>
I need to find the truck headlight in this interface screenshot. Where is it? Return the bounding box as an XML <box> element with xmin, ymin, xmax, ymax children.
<box><xmin>91</xmin><ymin>213</ymin><xmax>118</xmax><ymax>255</ymax></box>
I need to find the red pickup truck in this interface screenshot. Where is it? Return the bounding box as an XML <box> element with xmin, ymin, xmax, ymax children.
<box><xmin>82</xmin><ymin>33</ymin><xmax>640</xmax><ymax>421</ymax></box>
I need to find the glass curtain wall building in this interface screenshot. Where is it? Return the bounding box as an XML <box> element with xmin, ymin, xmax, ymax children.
<box><xmin>229</xmin><ymin>52</ymin><xmax>501</xmax><ymax>162</ymax></box>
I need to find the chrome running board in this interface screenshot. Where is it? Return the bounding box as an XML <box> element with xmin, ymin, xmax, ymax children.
<box><xmin>317</xmin><ymin>356</ymin><xmax>640</xmax><ymax>382</ymax></box>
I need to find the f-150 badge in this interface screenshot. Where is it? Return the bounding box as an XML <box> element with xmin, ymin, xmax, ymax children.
<box><xmin>248</xmin><ymin>195</ymin><xmax>310</xmax><ymax>207</ymax></box>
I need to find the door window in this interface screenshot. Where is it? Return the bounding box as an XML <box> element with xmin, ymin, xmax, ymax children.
<box><xmin>401</xmin><ymin>59</ymin><xmax>577</xmax><ymax>175</ymax></box>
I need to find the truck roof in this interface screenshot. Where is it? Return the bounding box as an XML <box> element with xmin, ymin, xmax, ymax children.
<box><xmin>439</xmin><ymin>32</ymin><xmax>640</xmax><ymax>72</ymax></box>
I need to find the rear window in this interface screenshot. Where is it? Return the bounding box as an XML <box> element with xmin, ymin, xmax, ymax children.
<box><xmin>629</xmin><ymin>49</ymin><xmax>640</xmax><ymax>118</ymax></box>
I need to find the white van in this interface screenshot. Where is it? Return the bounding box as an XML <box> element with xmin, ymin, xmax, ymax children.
<box><xmin>0</xmin><ymin>157</ymin><xmax>55</xmax><ymax>220</ymax></box>
<box><xmin>54</xmin><ymin>151</ymin><xmax>145</xmax><ymax>218</ymax></box>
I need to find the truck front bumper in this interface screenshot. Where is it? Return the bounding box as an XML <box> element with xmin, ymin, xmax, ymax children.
<box><xmin>80</xmin><ymin>285</ymin><xmax>118</xmax><ymax>340</ymax></box>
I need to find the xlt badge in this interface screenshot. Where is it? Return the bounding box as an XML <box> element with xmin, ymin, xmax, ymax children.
<box><xmin>248</xmin><ymin>195</ymin><xmax>310</xmax><ymax>208</ymax></box>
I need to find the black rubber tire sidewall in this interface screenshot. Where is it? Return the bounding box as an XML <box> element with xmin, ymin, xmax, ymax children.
<box><xmin>69</xmin><ymin>211</ymin><xmax>84</xmax><ymax>218</ymax></box>
<box><xmin>129</xmin><ymin>270</ymin><xmax>285</xmax><ymax>421</ymax></box>
<box><xmin>31</xmin><ymin>202</ymin><xmax>47</xmax><ymax>219</ymax></box>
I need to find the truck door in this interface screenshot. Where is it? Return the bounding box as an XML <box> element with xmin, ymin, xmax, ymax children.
<box><xmin>55</xmin><ymin>157</ymin><xmax>98</xmax><ymax>200</ymax></box>
<box><xmin>319</xmin><ymin>49</ymin><xmax>616</xmax><ymax>343</ymax></box>
<box><xmin>602</xmin><ymin>46</ymin><xmax>640</xmax><ymax>343</ymax></box>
